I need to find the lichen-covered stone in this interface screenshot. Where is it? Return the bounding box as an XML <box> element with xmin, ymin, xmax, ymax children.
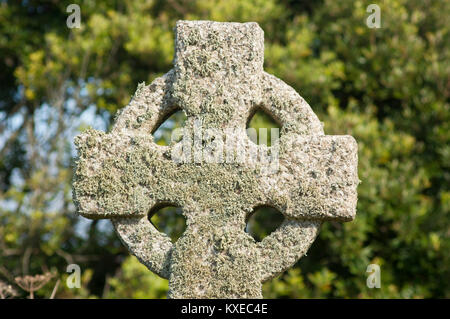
<box><xmin>72</xmin><ymin>20</ymin><xmax>359</xmax><ymax>299</ymax></box>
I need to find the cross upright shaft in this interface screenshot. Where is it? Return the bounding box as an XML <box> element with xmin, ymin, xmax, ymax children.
<box><xmin>73</xmin><ymin>21</ymin><xmax>359</xmax><ymax>298</ymax></box>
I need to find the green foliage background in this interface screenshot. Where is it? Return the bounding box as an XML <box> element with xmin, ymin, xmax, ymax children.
<box><xmin>0</xmin><ymin>0</ymin><xmax>448</xmax><ymax>298</ymax></box>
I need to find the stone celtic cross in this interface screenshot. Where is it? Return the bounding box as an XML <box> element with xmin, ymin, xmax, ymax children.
<box><xmin>73</xmin><ymin>21</ymin><xmax>358</xmax><ymax>298</ymax></box>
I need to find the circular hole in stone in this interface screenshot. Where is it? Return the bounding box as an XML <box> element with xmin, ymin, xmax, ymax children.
<box><xmin>148</xmin><ymin>204</ymin><xmax>186</xmax><ymax>242</ymax></box>
<box><xmin>246</xmin><ymin>108</ymin><xmax>281</xmax><ymax>146</ymax></box>
<box><xmin>245</xmin><ymin>205</ymin><xmax>285</xmax><ymax>242</ymax></box>
<box><xmin>152</xmin><ymin>109</ymin><xmax>187</xmax><ymax>146</ymax></box>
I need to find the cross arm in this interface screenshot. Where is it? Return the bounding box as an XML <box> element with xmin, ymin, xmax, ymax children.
<box><xmin>256</xmin><ymin>134</ymin><xmax>358</xmax><ymax>281</ymax></box>
<box><xmin>73</xmin><ymin>128</ymin><xmax>156</xmax><ymax>219</ymax></box>
<box><xmin>283</xmin><ymin>135</ymin><xmax>359</xmax><ymax>221</ymax></box>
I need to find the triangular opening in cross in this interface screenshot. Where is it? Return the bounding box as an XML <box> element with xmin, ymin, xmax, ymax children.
<box><xmin>152</xmin><ymin>109</ymin><xmax>187</xmax><ymax>146</ymax></box>
<box><xmin>148</xmin><ymin>203</ymin><xmax>186</xmax><ymax>243</ymax></box>
<box><xmin>245</xmin><ymin>205</ymin><xmax>284</xmax><ymax>242</ymax></box>
<box><xmin>246</xmin><ymin>108</ymin><xmax>281</xmax><ymax>147</ymax></box>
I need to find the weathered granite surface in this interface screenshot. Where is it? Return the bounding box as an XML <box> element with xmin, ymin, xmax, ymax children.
<box><xmin>72</xmin><ymin>20</ymin><xmax>359</xmax><ymax>298</ymax></box>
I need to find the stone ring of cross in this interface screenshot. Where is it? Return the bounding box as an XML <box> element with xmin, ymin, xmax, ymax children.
<box><xmin>73</xmin><ymin>21</ymin><xmax>359</xmax><ymax>298</ymax></box>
